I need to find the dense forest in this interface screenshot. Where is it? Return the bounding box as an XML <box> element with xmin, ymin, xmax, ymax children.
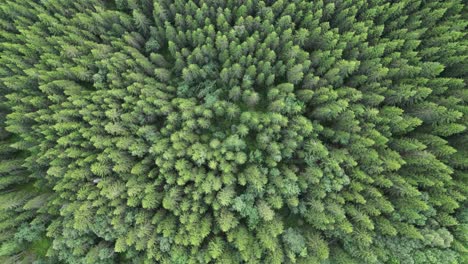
<box><xmin>0</xmin><ymin>0</ymin><xmax>467</xmax><ymax>263</ymax></box>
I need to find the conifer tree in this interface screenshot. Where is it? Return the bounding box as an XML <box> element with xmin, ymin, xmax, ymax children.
<box><xmin>0</xmin><ymin>0</ymin><xmax>466</xmax><ymax>263</ymax></box>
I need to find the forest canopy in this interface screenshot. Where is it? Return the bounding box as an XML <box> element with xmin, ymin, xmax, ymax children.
<box><xmin>0</xmin><ymin>0</ymin><xmax>467</xmax><ymax>263</ymax></box>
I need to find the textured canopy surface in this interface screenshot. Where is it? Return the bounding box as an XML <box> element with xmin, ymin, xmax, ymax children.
<box><xmin>0</xmin><ymin>0</ymin><xmax>467</xmax><ymax>263</ymax></box>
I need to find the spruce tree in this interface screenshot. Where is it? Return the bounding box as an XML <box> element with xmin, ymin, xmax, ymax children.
<box><xmin>0</xmin><ymin>0</ymin><xmax>466</xmax><ymax>263</ymax></box>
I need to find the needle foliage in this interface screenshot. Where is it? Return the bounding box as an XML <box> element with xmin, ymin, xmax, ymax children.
<box><xmin>0</xmin><ymin>0</ymin><xmax>467</xmax><ymax>263</ymax></box>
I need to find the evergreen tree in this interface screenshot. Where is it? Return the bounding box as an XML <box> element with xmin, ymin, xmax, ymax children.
<box><xmin>0</xmin><ymin>0</ymin><xmax>466</xmax><ymax>263</ymax></box>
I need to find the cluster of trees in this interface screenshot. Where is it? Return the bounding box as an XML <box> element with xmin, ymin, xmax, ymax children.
<box><xmin>0</xmin><ymin>0</ymin><xmax>466</xmax><ymax>263</ymax></box>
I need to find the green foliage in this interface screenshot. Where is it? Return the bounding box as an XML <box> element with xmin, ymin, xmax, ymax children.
<box><xmin>0</xmin><ymin>0</ymin><xmax>466</xmax><ymax>263</ymax></box>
